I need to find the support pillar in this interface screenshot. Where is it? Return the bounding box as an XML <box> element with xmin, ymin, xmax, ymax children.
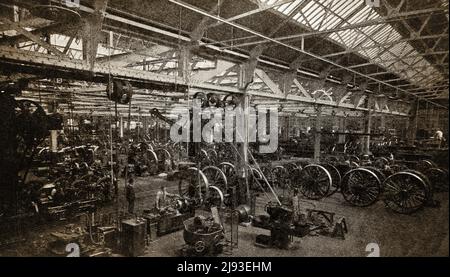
<box><xmin>119</xmin><ymin>116</ymin><xmax>124</xmax><ymax>138</ymax></box>
<box><xmin>237</xmin><ymin>64</ymin><xmax>250</xmax><ymax>205</ymax></box>
<box><xmin>338</xmin><ymin>117</ymin><xmax>346</xmax><ymax>143</ymax></box>
<box><xmin>363</xmin><ymin>97</ymin><xmax>373</xmax><ymax>155</ymax></box>
<box><xmin>313</xmin><ymin>106</ymin><xmax>322</xmax><ymax>162</ymax></box>
<box><xmin>50</xmin><ymin>130</ymin><xmax>58</xmax><ymax>153</ymax></box>
<box><xmin>156</xmin><ymin>122</ymin><xmax>160</xmax><ymax>141</ymax></box>
<box><xmin>363</xmin><ymin>112</ymin><xmax>372</xmax><ymax>155</ymax></box>
<box><xmin>407</xmin><ymin>100</ymin><xmax>419</xmax><ymax>144</ymax></box>
<box><xmin>380</xmin><ymin>114</ymin><xmax>386</xmax><ymax>133</ymax></box>
<box><xmin>143</xmin><ymin>117</ymin><xmax>149</xmax><ymax>137</ymax></box>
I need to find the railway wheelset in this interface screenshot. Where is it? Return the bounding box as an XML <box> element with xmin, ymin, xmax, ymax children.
<box><xmin>244</xmin><ymin>157</ymin><xmax>448</xmax><ymax>215</ymax></box>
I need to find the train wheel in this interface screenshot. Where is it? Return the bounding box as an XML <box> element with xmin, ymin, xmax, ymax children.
<box><xmin>373</xmin><ymin>157</ymin><xmax>389</xmax><ymax>169</ymax></box>
<box><xmin>218</xmin><ymin>162</ymin><xmax>236</xmax><ymax>186</ymax></box>
<box><xmin>272</xmin><ymin>166</ymin><xmax>289</xmax><ymax>189</ymax></box>
<box><xmin>145</xmin><ymin>150</ymin><xmax>159</xmax><ymax>175</ymax></box>
<box><xmin>202</xmin><ymin>166</ymin><xmax>228</xmax><ymax>191</ymax></box>
<box><xmin>321</xmin><ymin>163</ymin><xmax>341</xmax><ymax>196</ymax></box>
<box><xmin>249</xmin><ymin>167</ymin><xmax>264</xmax><ymax>191</ymax></box>
<box><xmin>178</xmin><ymin>167</ymin><xmax>209</xmax><ymax>207</ymax></box>
<box><xmin>296</xmin><ymin>164</ymin><xmax>331</xmax><ymax>200</ymax></box>
<box><xmin>284</xmin><ymin>163</ymin><xmax>299</xmax><ymax>173</ymax></box>
<box><xmin>383</xmin><ymin>172</ymin><xmax>428</xmax><ymax>214</ymax></box>
<box><xmin>415</xmin><ymin>159</ymin><xmax>437</xmax><ymax>173</ymax></box>
<box><xmin>424</xmin><ymin>167</ymin><xmax>449</xmax><ymax>192</ymax></box>
<box><xmin>341</xmin><ymin>168</ymin><xmax>381</xmax><ymax>207</ymax></box>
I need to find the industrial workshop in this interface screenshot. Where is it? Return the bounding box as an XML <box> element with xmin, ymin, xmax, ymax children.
<box><xmin>0</xmin><ymin>0</ymin><xmax>448</xmax><ymax>258</ymax></box>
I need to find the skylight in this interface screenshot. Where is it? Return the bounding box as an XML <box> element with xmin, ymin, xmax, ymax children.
<box><xmin>260</xmin><ymin>0</ymin><xmax>444</xmax><ymax>88</ymax></box>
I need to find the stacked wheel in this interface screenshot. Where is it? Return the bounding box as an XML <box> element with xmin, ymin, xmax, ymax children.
<box><xmin>415</xmin><ymin>159</ymin><xmax>437</xmax><ymax>173</ymax></box>
<box><xmin>202</xmin><ymin>166</ymin><xmax>228</xmax><ymax>191</ymax></box>
<box><xmin>321</xmin><ymin>163</ymin><xmax>341</xmax><ymax>196</ymax></box>
<box><xmin>284</xmin><ymin>163</ymin><xmax>299</xmax><ymax>173</ymax></box>
<box><xmin>178</xmin><ymin>167</ymin><xmax>210</xmax><ymax>207</ymax></box>
<box><xmin>249</xmin><ymin>167</ymin><xmax>264</xmax><ymax>191</ymax></box>
<box><xmin>382</xmin><ymin>172</ymin><xmax>428</xmax><ymax>214</ymax></box>
<box><xmin>218</xmin><ymin>162</ymin><xmax>236</xmax><ymax>186</ymax></box>
<box><xmin>294</xmin><ymin>164</ymin><xmax>331</xmax><ymax>200</ymax></box>
<box><xmin>424</xmin><ymin>167</ymin><xmax>449</xmax><ymax>192</ymax></box>
<box><xmin>144</xmin><ymin>150</ymin><xmax>159</xmax><ymax>175</ymax></box>
<box><xmin>373</xmin><ymin>157</ymin><xmax>389</xmax><ymax>169</ymax></box>
<box><xmin>341</xmin><ymin>168</ymin><xmax>381</xmax><ymax>207</ymax></box>
<box><xmin>272</xmin><ymin>166</ymin><xmax>289</xmax><ymax>189</ymax></box>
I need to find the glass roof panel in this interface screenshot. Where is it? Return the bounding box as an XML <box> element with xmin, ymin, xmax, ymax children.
<box><xmin>259</xmin><ymin>0</ymin><xmax>444</xmax><ymax>88</ymax></box>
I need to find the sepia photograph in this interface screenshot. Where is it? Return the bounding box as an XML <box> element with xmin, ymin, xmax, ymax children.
<box><xmin>0</xmin><ymin>0</ymin><xmax>448</xmax><ymax>261</ymax></box>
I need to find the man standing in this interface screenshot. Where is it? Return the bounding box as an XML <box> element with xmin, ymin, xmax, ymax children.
<box><xmin>434</xmin><ymin>129</ymin><xmax>444</xmax><ymax>148</ymax></box>
<box><xmin>155</xmin><ymin>184</ymin><xmax>175</xmax><ymax>211</ymax></box>
<box><xmin>125</xmin><ymin>178</ymin><xmax>136</xmax><ymax>214</ymax></box>
<box><xmin>292</xmin><ymin>188</ymin><xmax>300</xmax><ymax>221</ymax></box>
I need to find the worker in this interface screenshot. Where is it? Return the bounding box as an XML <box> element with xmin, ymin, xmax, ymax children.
<box><xmin>434</xmin><ymin>129</ymin><xmax>444</xmax><ymax>148</ymax></box>
<box><xmin>125</xmin><ymin>178</ymin><xmax>136</xmax><ymax>214</ymax></box>
<box><xmin>155</xmin><ymin>184</ymin><xmax>176</xmax><ymax>211</ymax></box>
<box><xmin>292</xmin><ymin>188</ymin><xmax>300</xmax><ymax>221</ymax></box>
<box><xmin>388</xmin><ymin>153</ymin><xmax>395</xmax><ymax>163</ymax></box>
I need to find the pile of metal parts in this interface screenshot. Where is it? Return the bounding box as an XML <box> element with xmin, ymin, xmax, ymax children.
<box><xmin>122</xmin><ymin>140</ymin><xmax>180</xmax><ymax>177</ymax></box>
<box><xmin>21</xmin><ymin>157</ymin><xmax>114</xmax><ymax>220</ymax></box>
<box><xmin>253</xmin><ymin>202</ymin><xmax>347</xmax><ymax>249</ymax></box>
<box><xmin>0</xmin><ymin>87</ymin><xmax>64</xmax><ymax>219</ymax></box>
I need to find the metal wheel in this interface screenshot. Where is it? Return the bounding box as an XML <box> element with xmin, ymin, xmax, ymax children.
<box><xmin>206</xmin><ymin>149</ymin><xmax>218</xmax><ymax>165</ymax></box>
<box><xmin>415</xmin><ymin>159</ymin><xmax>437</xmax><ymax>173</ymax></box>
<box><xmin>218</xmin><ymin>162</ymin><xmax>236</xmax><ymax>186</ymax></box>
<box><xmin>249</xmin><ymin>167</ymin><xmax>264</xmax><ymax>191</ymax></box>
<box><xmin>383</xmin><ymin>172</ymin><xmax>428</xmax><ymax>214</ymax></box>
<box><xmin>321</xmin><ymin>163</ymin><xmax>341</xmax><ymax>196</ymax></box>
<box><xmin>197</xmin><ymin>149</ymin><xmax>212</xmax><ymax>166</ymax></box>
<box><xmin>341</xmin><ymin>168</ymin><xmax>381</xmax><ymax>207</ymax></box>
<box><xmin>154</xmin><ymin>148</ymin><xmax>173</xmax><ymax>172</ymax></box>
<box><xmin>348</xmin><ymin>155</ymin><xmax>360</xmax><ymax>164</ymax></box>
<box><xmin>424</xmin><ymin>167</ymin><xmax>449</xmax><ymax>192</ymax></box>
<box><xmin>260</xmin><ymin>166</ymin><xmax>274</xmax><ymax>187</ymax></box>
<box><xmin>325</xmin><ymin>156</ymin><xmax>339</xmax><ymax>163</ymax></box>
<box><xmin>178</xmin><ymin>167</ymin><xmax>209</xmax><ymax>207</ymax></box>
<box><xmin>144</xmin><ymin>150</ymin><xmax>159</xmax><ymax>175</ymax></box>
<box><xmin>403</xmin><ymin>169</ymin><xmax>433</xmax><ymax>200</ymax></box>
<box><xmin>388</xmin><ymin>163</ymin><xmax>409</xmax><ymax>174</ymax></box>
<box><xmin>204</xmin><ymin>185</ymin><xmax>225</xmax><ymax>208</ymax></box>
<box><xmin>295</xmin><ymin>164</ymin><xmax>331</xmax><ymax>200</ymax></box>
<box><xmin>290</xmin><ymin>167</ymin><xmax>302</xmax><ymax>189</ymax></box>
<box><xmin>363</xmin><ymin>166</ymin><xmax>387</xmax><ymax>183</ymax></box>
<box><xmin>202</xmin><ymin>166</ymin><xmax>228</xmax><ymax>191</ymax></box>
<box><xmin>373</xmin><ymin>157</ymin><xmax>389</xmax><ymax>169</ymax></box>
<box><xmin>272</xmin><ymin>166</ymin><xmax>289</xmax><ymax>189</ymax></box>
<box><xmin>284</xmin><ymin>163</ymin><xmax>299</xmax><ymax>173</ymax></box>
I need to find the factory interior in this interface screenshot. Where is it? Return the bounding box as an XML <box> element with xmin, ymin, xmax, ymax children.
<box><xmin>0</xmin><ymin>0</ymin><xmax>448</xmax><ymax>257</ymax></box>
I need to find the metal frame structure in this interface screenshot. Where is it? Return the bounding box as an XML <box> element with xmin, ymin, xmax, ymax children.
<box><xmin>0</xmin><ymin>0</ymin><xmax>448</xmax><ymax>116</ymax></box>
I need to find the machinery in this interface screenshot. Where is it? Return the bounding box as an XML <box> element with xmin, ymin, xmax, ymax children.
<box><xmin>181</xmin><ymin>215</ymin><xmax>225</xmax><ymax>256</ymax></box>
<box><xmin>253</xmin><ymin>202</ymin><xmax>347</xmax><ymax>249</ymax></box>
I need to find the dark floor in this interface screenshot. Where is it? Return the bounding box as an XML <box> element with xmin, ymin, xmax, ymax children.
<box><xmin>0</xmin><ymin>175</ymin><xmax>448</xmax><ymax>257</ymax></box>
<box><xmin>130</xmin><ymin>176</ymin><xmax>449</xmax><ymax>257</ymax></box>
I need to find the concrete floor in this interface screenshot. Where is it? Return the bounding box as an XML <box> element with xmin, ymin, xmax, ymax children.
<box><xmin>1</xmin><ymin>175</ymin><xmax>447</xmax><ymax>257</ymax></box>
<box><xmin>129</xmin><ymin>176</ymin><xmax>449</xmax><ymax>257</ymax></box>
